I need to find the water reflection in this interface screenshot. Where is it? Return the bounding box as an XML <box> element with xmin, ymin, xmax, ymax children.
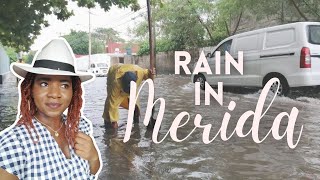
<box><xmin>102</xmin><ymin>125</ymin><xmax>143</xmax><ymax>179</ymax></box>
<box><xmin>0</xmin><ymin>74</ymin><xmax>18</xmax><ymax>131</ymax></box>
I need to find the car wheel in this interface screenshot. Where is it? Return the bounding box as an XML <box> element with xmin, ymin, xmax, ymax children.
<box><xmin>194</xmin><ymin>74</ymin><xmax>206</xmax><ymax>90</ymax></box>
<box><xmin>266</xmin><ymin>76</ymin><xmax>289</xmax><ymax>96</ymax></box>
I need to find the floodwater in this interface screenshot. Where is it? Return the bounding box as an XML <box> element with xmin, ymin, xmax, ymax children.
<box><xmin>1</xmin><ymin>73</ymin><xmax>320</xmax><ymax>179</ymax></box>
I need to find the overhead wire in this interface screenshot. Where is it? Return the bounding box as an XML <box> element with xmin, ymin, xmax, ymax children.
<box><xmin>111</xmin><ymin>11</ymin><xmax>146</xmax><ymax>29</ymax></box>
<box><xmin>93</xmin><ymin>5</ymin><xmax>147</xmax><ymax>29</ymax></box>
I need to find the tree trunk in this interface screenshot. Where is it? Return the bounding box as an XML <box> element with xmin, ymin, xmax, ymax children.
<box><xmin>303</xmin><ymin>0</ymin><xmax>320</xmax><ymax>19</ymax></box>
<box><xmin>231</xmin><ymin>11</ymin><xmax>243</xmax><ymax>35</ymax></box>
<box><xmin>225</xmin><ymin>21</ymin><xmax>230</xmax><ymax>36</ymax></box>
<box><xmin>289</xmin><ymin>0</ymin><xmax>308</xmax><ymax>21</ymax></box>
<box><xmin>196</xmin><ymin>15</ymin><xmax>214</xmax><ymax>41</ymax></box>
<box><xmin>186</xmin><ymin>0</ymin><xmax>214</xmax><ymax>41</ymax></box>
<box><xmin>281</xmin><ymin>1</ymin><xmax>285</xmax><ymax>23</ymax></box>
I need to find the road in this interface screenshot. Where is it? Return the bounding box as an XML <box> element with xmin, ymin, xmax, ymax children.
<box><xmin>1</xmin><ymin>74</ymin><xmax>320</xmax><ymax>179</ymax></box>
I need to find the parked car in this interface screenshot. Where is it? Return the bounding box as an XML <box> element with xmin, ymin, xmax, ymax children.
<box><xmin>90</xmin><ymin>62</ymin><xmax>109</xmax><ymax>77</ymax></box>
<box><xmin>192</xmin><ymin>22</ymin><xmax>320</xmax><ymax>95</ymax></box>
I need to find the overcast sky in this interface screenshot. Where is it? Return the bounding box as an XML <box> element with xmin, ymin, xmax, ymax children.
<box><xmin>31</xmin><ymin>0</ymin><xmax>147</xmax><ymax>50</ymax></box>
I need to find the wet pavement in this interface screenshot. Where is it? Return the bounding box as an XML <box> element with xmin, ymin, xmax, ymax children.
<box><xmin>1</xmin><ymin>73</ymin><xmax>320</xmax><ymax>179</ymax></box>
<box><xmin>0</xmin><ymin>74</ymin><xmax>19</xmax><ymax>130</ymax></box>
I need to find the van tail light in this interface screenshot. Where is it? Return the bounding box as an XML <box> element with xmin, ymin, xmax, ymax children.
<box><xmin>300</xmin><ymin>47</ymin><xmax>311</xmax><ymax>68</ymax></box>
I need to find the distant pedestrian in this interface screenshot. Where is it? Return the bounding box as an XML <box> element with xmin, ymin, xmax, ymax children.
<box><xmin>102</xmin><ymin>63</ymin><xmax>155</xmax><ymax>129</ymax></box>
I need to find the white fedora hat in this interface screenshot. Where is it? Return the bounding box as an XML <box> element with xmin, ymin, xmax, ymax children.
<box><xmin>11</xmin><ymin>38</ymin><xmax>94</xmax><ymax>82</ymax></box>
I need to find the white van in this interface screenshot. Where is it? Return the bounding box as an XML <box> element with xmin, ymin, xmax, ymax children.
<box><xmin>192</xmin><ymin>22</ymin><xmax>320</xmax><ymax>95</ymax></box>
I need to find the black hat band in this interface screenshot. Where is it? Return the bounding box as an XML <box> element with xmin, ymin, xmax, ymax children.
<box><xmin>33</xmin><ymin>59</ymin><xmax>75</xmax><ymax>73</ymax></box>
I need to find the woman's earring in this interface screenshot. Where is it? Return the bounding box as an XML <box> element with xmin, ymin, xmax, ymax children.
<box><xmin>28</xmin><ymin>100</ymin><xmax>31</xmax><ymax>111</ymax></box>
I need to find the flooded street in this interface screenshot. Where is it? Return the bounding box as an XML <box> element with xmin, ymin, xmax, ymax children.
<box><xmin>0</xmin><ymin>75</ymin><xmax>19</xmax><ymax>130</ymax></box>
<box><xmin>1</xmin><ymin>74</ymin><xmax>320</xmax><ymax>179</ymax></box>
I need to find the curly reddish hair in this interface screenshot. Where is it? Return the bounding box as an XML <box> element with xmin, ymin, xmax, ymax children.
<box><xmin>18</xmin><ymin>72</ymin><xmax>83</xmax><ymax>147</ymax></box>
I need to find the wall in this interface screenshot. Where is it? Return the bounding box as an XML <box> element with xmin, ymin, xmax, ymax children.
<box><xmin>110</xmin><ymin>49</ymin><xmax>201</xmax><ymax>75</ymax></box>
<box><xmin>0</xmin><ymin>43</ymin><xmax>10</xmax><ymax>84</ymax></box>
<box><xmin>106</xmin><ymin>42</ymin><xmax>139</xmax><ymax>54</ymax></box>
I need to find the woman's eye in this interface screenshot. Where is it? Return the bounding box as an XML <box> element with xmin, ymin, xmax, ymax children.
<box><xmin>40</xmin><ymin>82</ymin><xmax>48</xmax><ymax>87</ymax></box>
<box><xmin>61</xmin><ymin>84</ymin><xmax>69</xmax><ymax>89</ymax></box>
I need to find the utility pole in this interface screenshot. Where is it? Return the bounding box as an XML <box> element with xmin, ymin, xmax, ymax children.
<box><xmin>88</xmin><ymin>8</ymin><xmax>92</xmax><ymax>69</ymax></box>
<box><xmin>146</xmin><ymin>0</ymin><xmax>156</xmax><ymax>129</ymax></box>
<box><xmin>147</xmin><ymin>0</ymin><xmax>156</xmax><ymax>72</ymax></box>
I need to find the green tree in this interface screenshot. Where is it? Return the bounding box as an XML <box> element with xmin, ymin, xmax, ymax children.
<box><xmin>129</xmin><ymin>21</ymin><xmax>149</xmax><ymax>41</ymax></box>
<box><xmin>137</xmin><ymin>38</ymin><xmax>176</xmax><ymax>56</ymax></box>
<box><xmin>92</xmin><ymin>28</ymin><xmax>125</xmax><ymax>43</ymax></box>
<box><xmin>0</xmin><ymin>0</ymin><xmax>139</xmax><ymax>51</ymax></box>
<box><xmin>135</xmin><ymin>0</ymin><xmax>216</xmax><ymax>54</ymax></box>
<box><xmin>26</xmin><ymin>51</ymin><xmax>36</xmax><ymax>64</ymax></box>
<box><xmin>4</xmin><ymin>46</ymin><xmax>18</xmax><ymax>64</ymax></box>
<box><xmin>134</xmin><ymin>0</ymin><xmax>320</xmax><ymax>55</ymax></box>
<box><xmin>214</xmin><ymin>0</ymin><xmax>320</xmax><ymax>36</ymax></box>
<box><xmin>64</xmin><ymin>30</ymin><xmax>105</xmax><ymax>55</ymax></box>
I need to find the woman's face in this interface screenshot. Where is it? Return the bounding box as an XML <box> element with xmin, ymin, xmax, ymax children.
<box><xmin>32</xmin><ymin>74</ymin><xmax>73</xmax><ymax>119</ymax></box>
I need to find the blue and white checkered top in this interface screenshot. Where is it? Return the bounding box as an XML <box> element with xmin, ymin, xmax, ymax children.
<box><xmin>0</xmin><ymin>116</ymin><xmax>98</xmax><ymax>179</ymax></box>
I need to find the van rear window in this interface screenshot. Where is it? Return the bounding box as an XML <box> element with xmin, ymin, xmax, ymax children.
<box><xmin>97</xmin><ymin>63</ymin><xmax>107</xmax><ymax>67</ymax></box>
<box><xmin>309</xmin><ymin>25</ymin><xmax>320</xmax><ymax>44</ymax></box>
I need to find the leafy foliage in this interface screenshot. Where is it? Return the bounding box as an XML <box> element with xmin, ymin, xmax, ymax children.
<box><xmin>92</xmin><ymin>28</ymin><xmax>125</xmax><ymax>43</ymax></box>
<box><xmin>134</xmin><ymin>0</ymin><xmax>320</xmax><ymax>55</ymax></box>
<box><xmin>136</xmin><ymin>0</ymin><xmax>215</xmax><ymax>55</ymax></box>
<box><xmin>138</xmin><ymin>38</ymin><xmax>178</xmax><ymax>56</ymax></box>
<box><xmin>0</xmin><ymin>0</ymin><xmax>139</xmax><ymax>51</ymax></box>
<box><xmin>26</xmin><ymin>51</ymin><xmax>36</xmax><ymax>64</ymax></box>
<box><xmin>3</xmin><ymin>46</ymin><xmax>31</xmax><ymax>64</ymax></box>
<box><xmin>63</xmin><ymin>30</ymin><xmax>104</xmax><ymax>55</ymax></box>
<box><xmin>3</xmin><ymin>46</ymin><xmax>18</xmax><ymax>64</ymax></box>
